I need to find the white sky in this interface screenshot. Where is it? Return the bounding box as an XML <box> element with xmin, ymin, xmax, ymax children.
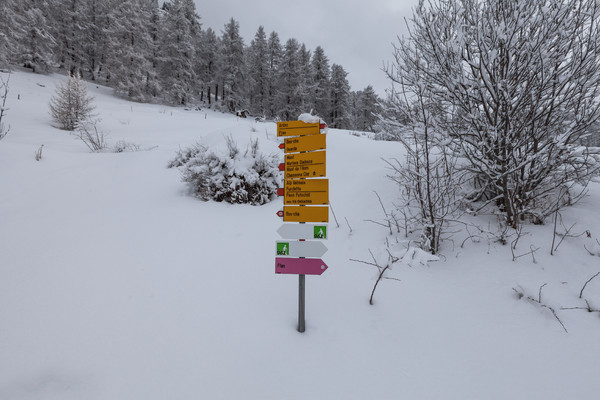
<box><xmin>193</xmin><ymin>0</ymin><xmax>417</xmax><ymax>97</ymax></box>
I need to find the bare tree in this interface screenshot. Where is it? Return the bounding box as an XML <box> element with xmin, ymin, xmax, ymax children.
<box><xmin>380</xmin><ymin>84</ymin><xmax>464</xmax><ymax>254</ymax></box>
<box><xmin>387</xmin><ymin>0</ymin><xmax>600</xmax><ymax>229</ymax></box>
<box><xmin>0</xmin><ymin>73</ymin><xmax>9</xmax><ymax>141</ymax></box>
<box><xmin>49</xmin><ymin>73</ymin><xmax>95</xmax><ymax>131</ymax></box>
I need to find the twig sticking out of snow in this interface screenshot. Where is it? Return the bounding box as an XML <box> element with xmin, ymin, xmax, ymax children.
<box><xmin>512</xmin><ymin>285</ymin><xmax>568</xmax><ymax>333</ymax></box>
<box><xmin>579</xmin><ymin>272</ymin><xmax>600</xmax><ymax>299</ymax></box>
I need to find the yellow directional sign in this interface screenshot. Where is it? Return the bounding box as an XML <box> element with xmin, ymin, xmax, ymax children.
<box><xmin>285</xmin><ymin>151</ymin><xmax>325</xmax><ymax>179</ymax></box>
<box><xmin>277</xmin><ymin>121</ymin><xmax>321</xmax><ymax>137</ymax></box>
<box><xmin>284</xmin><ymin>178</ymin><xmax>329</xmax><ymax>205</ymax></box>
<box><xmin>283</xmin><ymin>206</ymin><xmax>329</xmax><ymax>223</ymax></box>
<box><xmin>284</xmin><ymin>134</ymin><xmax>326</xmax><ymax>154</ymax></box>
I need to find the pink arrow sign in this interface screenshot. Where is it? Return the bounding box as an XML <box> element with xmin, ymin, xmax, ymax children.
<box><xmin>275</xmin><ymin>257</ymin><xmax>328</xmax><ymax>275</ymax></box>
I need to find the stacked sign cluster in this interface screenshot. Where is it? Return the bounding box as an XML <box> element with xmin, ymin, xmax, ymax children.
<box><xmin>275</xmin><ymin>120</ymin><xmax>329</xmax><ymax>275</ymax></box>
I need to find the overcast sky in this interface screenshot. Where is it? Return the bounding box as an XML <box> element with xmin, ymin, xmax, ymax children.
<box><xmin>193</xmin><ymin>0</ymin><xmax>417</xmax><ymax>97</ymax></box>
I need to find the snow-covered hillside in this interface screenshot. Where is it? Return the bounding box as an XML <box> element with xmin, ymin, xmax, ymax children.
<box><xmin>1</xmin><ymin>70</ymin><xmax>600</xmax><ymax>400</ymax></box>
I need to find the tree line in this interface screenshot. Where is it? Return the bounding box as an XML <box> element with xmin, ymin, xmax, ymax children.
<box><xmin>0</xmin><ymin>0</ymin><xmax>382</xmax><ymax>130</ymax></box>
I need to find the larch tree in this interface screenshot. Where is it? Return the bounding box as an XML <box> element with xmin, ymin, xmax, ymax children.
<box><xmin>265</xmin><ymin>31</ymin><xmax>282</xmax><ymax>119</ymax></box>
<box><xmin>158</xmin><ymin>0</ymin><xmax>201</xmax><ymax>105</ymax></box>
<box><xmin>219</xmin><ymin>18</ymin><xmax>246</xmax><ymax>112</ymax></box>
<box><xmin>329</xmin><ymin>63</ymin><xmax>350</xmax><ymax>128</ymax></box>
<box><xmin>248</xmin><ymin>26</ymin><xmax>269</xmax><ymax>117</ymax></box>
<box><xmin>310</xmin><ymin>46</ymin><xmax>330</xmax><ymax>119</ymax></box>
<box><xmin>276</xmin><ymin>38</ymin><xmax>302</xmax><ymax>121</ymax></box>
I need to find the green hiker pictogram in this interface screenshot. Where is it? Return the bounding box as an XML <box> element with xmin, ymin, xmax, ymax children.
<box><xmin>277</xmin><ymin>242</ymin><xmax>290</xmax><ymax>255</ymax></box>
<box><xmin>314</xmin><ymin>226</ymin><xmax>327</xmax><ymax>239</ymax></box>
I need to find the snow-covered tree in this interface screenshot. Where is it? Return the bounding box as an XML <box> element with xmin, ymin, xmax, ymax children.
<box><xmin>49</xmin><ymin>73</ymin><xmax>96</xmax><ymax>131</ymax></box>
<box><xmin>158</xmin><ymin>0</ymin><xmax>201</xmax><ymax>104</ymax></box>
<box><xmin>297</xmin><ymin>43</ymin><xmax>314</xmax><ymax>113</ymax></box>
<box><xmin>15</xmin><ymin>0</ymin><xmax>56</xmax><ymax>72</ymax></box>
<box><xmin>198</xmin><ymin>28</ymin><xmax>219</xmax><ymax>105</ymax></box>
<box><xmin>329</xmin><ymin>64</ymin><xmax>350</xmax><ymax>128</ymax></box>
<box><xmin>219</xmin><ymin>18</ymin><xmax>246</xmax><ymax>112</ymax></box>
<box><xmin>247</xmin><ymin>26</ymin><xmax>269</xmax><ymax>116</ymax></box>
<box><xmin>386</xmin><ymin>0</ymin><xmax>600</xmax><ymax>228</ymax></box>
<box><xmin>311</xmin><ymin>46</ymin><xmax>330</xmax><ymax>119</ymax></box>
<box><xmin>104</xmin><ymin>0</ymin><xmax>158</xmax><ymax>101</ymax></box>
<box><xmin>265</xmin><ymin>31</ymin><xmax>282</xmax><ymax>119</ymax></box>
<box><xmin>276</xmin><ymin>38</ymin><xmax>302</xmax><ymax>121</ymax></box>
<box><xmin>50</xmin><ymin>0</ymin><xmax>89</xmax><ymax>75</ymax></box>
<box><xmin>354</xmin><ymin>85</ymin><xmax>381</xmax><ymax>132</ymax></box>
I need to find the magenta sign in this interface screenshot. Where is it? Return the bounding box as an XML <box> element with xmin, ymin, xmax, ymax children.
<box><xmin>275</xmin><ymin>257</ymin><xmax>328</xmax><ymax>275</ymax></box>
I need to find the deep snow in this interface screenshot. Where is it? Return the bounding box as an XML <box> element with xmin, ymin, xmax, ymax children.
<box><xmin>1</xmin><ymin>70</ymin><xmax>600</xmax><ymax>400</ymax></box>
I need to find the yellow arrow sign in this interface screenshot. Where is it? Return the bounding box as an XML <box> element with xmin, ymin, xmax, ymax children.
<box><xmin>284</xmin><ymin>178</ymin><xmax>329</xmax><ymax>205</ymax></box>
<box><xmin>283</xmin><ymin>206</ymin><xmax>329</xmax><ymax>223</ymax></box>
<box><xmin>277</xmin><ymin>121</ymin><xmax>321</xmax><ymax>137</ymax></box>
<box><xmin>285</xmin><ymin>151</ymin><xmax>325</xmax><ymax>179</ymax></box>
<box><xmin>284</xmin><ymin>134</ymin><xmax>326</xmax><ymax>154</ymax></box>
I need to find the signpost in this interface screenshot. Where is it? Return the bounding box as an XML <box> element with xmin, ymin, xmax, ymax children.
<box><xmin>281</xmin><ymin>151</ymin><xmax>326</xmax><ymax>179</ymax></box>
<box><xmin>282</xmin><ymin>178</ymin><xmax>329</xmax><ymax>205</ymax></box>
<box><xmin>276</xmin><ymin>121</ymin><xmax>321</xmax><ymax>137</ymax></box>
<box><xmin>275</xmin><ymin>257</ymin><xmax>329</xmax><ymax>275</ymax></box>
<box><xmin>275</xmin><ymin>119</ymin><xmax>329</xmax><ymax>333</ymax></box>
<box><xmin>276</xmin><ymin>241</ymin><xmax>328</xmax><ymax>258</ymax></box>
<box><xmin>279</xmin><ymin>134</ymin><xmax>326</xmax><ymax>154</ymax></box>
<box><xmin>277</xmin><ymin>223</ymin><xmax>328</xmax><ymax>240</ymax></box>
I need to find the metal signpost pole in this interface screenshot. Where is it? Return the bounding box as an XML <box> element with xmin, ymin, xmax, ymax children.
<box><xmin>298</xmin><ymin>274</ymin><xmax>306</xmax><ymax>333</ymax></box>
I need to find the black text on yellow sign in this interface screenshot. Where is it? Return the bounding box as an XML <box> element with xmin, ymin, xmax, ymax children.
<box><xmin>277</xmin><ymin>121</ymin><xmax>321</xmax><ymax>137</ymax></box>
<box><xmin>284</xmin><ymin>150</ymin><xmax>325</xmax><ymax>179</ymax></box>
<box><xmin>283</xmin><ymin>206</ymin><xmax>329</xmax><ymax>223</ymax></box>
<box><xmin>284</xmin><ymin>178</ymin><xmax>329</xmax><ymax>205</ymax></box>
<box><xmin>284</xmin><ymin>134</ymin><xmax>326</xmax><ymax>154</ymax></box>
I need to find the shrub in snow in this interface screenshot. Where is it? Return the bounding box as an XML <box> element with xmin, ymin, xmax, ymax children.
<box><xmin>49</xmin><ymin>73</ymin><xmax>95</xmax><ymax>131</ymax></box>
<box><xmin>170</xmin><ymin>137</ymin><xmax>280</xmax><ymax>205</ymax></box>
<box><xmin>74</xmin><ymin>120</ymin><xmax>108</xmax><ymax>152</ymax></box>
<box><xmin>0</xmin><ymin>73</ymin><xmax>9</xmax><ymax>141</ymax></box>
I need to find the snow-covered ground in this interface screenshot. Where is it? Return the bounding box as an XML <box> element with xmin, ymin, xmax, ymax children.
<box><xmin>1</xmin><ymin>70</ymin><xmax>600</xmax><ymax>400</ymax></box>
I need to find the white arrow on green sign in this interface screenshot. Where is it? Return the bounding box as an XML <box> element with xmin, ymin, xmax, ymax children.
<box><xmin>277</xmin><ymin>224</ymin><xmax>328</xmax><ymax>240</ymax></box>
<box><xmin>276</xmin><ymin>241</ymin><xmax>328</xmax><ymax>258</ymax></box>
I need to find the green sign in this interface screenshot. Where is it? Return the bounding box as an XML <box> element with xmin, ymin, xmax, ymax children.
<box><xmin>277</xmin><ymin>242</ymin><xmax>290</xmax><ymax>255</ymax></box>
<box><xmin>314</xmin><ymin>226</ymin><xmax>327</xmax><ymax>239</ymax></box>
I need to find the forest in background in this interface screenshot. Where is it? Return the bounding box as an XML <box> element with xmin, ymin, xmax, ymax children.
<box><xmin>0</xmin><ymin>0</ymin><xmax>382</xmax><ymax>130</ymax></box>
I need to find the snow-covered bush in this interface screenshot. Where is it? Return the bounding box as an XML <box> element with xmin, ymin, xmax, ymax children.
<box><xmin>170</xmin><ymin>137</ymin><xmax>280</xmax><ymax>205</ymax></box>
<box><xmin>49</xmin><ymin>73</ymin><xmax>95</xmax><ymax>131</ymax></box>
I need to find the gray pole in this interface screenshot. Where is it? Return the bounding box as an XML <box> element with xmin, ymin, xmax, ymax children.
<box><xmin>298</xmin><ymin>274</ymin><xmax>306</xmax><ymax>332</ymax></box>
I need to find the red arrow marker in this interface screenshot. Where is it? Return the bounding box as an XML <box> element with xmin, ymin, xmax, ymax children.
<box><xmin>276</xmin><ymin>210</ymin><xmax>284</xmax><ymax>217</ymax></box>
<box><xmin>277</xmin><ymin>188</ymin><xmax>284</xmax><ymax>196</ymax></box>
<box><xmin>279</xmin><ymin>143</ymin><xmax>285</xmax><ymax>149</ymax></box>
<box><xmin>278</xmin><ymin>163</ymin><xmax>285</xmax><ymax>171</ymax></box>
<box><xmin>319</xmin><ymin>123</ymin><xmax>327</xmax><ymax>130</ymax></box>
<box><xmin>275</xmin><ymin>257</ymin><xmax>328</xmax><ymax>275</ymax></box>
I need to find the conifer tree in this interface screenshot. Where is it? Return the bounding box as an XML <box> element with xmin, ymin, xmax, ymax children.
<box><xmin>104</xmin><ymin>0</ymin><xmax>157</xmax><ymax>101</ymax></box>
<box><xmin>297</xmin><ymin>43</ymin><xmax>314</xmax><ymax>113</ymax></box>
<box><xmin>329</xmin><ymin>63</ymin><xmax>351</xmax><ymax>128</ymax></box>
<box><xmin>198</xmin><ymin>28</ymin><xmax>219</xmax><ymax>105</ymax></box>
<box><xmin>219</xmin><ymin>18</ymin><xmax>246</xmax><ymax>112</ymax></box>
<box><xmin>265</xmin><ymin>31</ymin><xmax>282</xmax><ymax>119</ymax></box>
<box><xmin>311</xmin><ymin>46</ymin><xmax>330</xmax><ymax>119</ymax></box>
<box><xmin>276</xmin><ymin>38</ymin><xmax>302</xmax><ymax>121</ymax></box>
<box><xmin>158</xmin><ymin>0</ymin><xmax>201</xmax><ymax>104</ymax></box>
<box><xmin>248</xmin><ymin>26</ymin><xmax>269</xmax><ymax>116</ymax></box>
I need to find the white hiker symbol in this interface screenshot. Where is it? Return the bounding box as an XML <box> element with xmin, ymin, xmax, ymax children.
<box><xmin>317</xmin><ymin>228</ymin><xmax>324</xmax><ymax>238</ymax></box>
<box><xmin>282</xmin><ymin>244</ymin><xmax>288</xmax><ymax>255</ymax></box>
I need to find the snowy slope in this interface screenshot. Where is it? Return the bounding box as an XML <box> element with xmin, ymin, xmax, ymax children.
<box><xmin>1</xmin><ymin>70</ymin><xmax>600</xmax><ymax>400</ymax></box>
